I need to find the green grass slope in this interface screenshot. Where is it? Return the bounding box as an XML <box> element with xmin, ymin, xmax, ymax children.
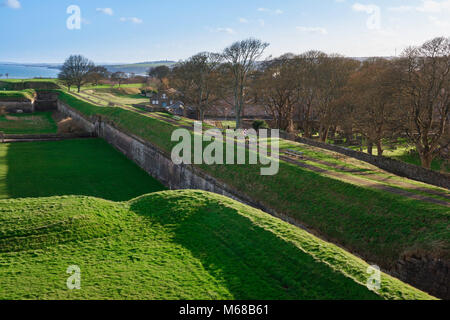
<box><xmin>55</xmin><ymin>91</ymin><xmax>450</xmax><ymax>272</ymax></box>
<box><xmin>0</xmin><ymin>111</ymin><xmax>57</xmax><ymax>134</ymax></box>
<box><xmin>0</xmin><ymin>80</ymin><xmax>59</xmax><ymax>91</ymax></box>
<box><xmin>0</xmin><ymin>139</ymin><xmax>165</xmax><ymax>201</ymax></box>
<box><xmin>0</xmin><ymin>89</ymin><xmax>36</xmax><ymax>101</ymax></box>
<box><xmin>0</xmin><ymin>190</ymin><xmax>434</xmax><ymax>300</ymax></box>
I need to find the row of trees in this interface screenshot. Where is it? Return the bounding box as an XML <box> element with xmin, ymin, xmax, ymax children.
<box><xmin>169</xmin><ymin>39</ymin><xmax>269</xmax><ymax>128</ymax></box>
<box><xmin>57</xmin><ymin>37</ymin><xmax>448</xmax><ymax>169</ymax></box>
<box><xmin>58</xmin><ymin>55</ymin><xmax>132</xmax><ymax>92</ymax></box>
<box><xmin>166</xmin><ymin>37</ymin><xmax>449</xmax><ymax>169</ymax></box>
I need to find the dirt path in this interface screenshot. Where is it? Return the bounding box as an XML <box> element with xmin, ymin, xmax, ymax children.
<box><xmin>297</xmin><ymin>153</ymin><xmax>450</xmax><ymax>200</ymax></box>
<box><xmin>281</xmin><ymin>154</ymin><xmax>450</xmax><ymax>207</ymax></box>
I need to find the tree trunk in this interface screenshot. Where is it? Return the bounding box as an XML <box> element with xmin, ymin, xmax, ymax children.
<box><xmin>420</xmin><ymin>152</ymin><xmax>433</xmax><ymax>169</ymax></box>
<box><xmin>319</xmin><ymin>126</ymin><xmax>329</xmax><ymax>142</ymax></box>
<box><xmin>376</xmin><ymin>141</ymin><xmax>383</xmax><ymax>156</ymax></box>
<box><xmin>287</xmin><ymin>118</ymin><xmax>295</xmax><ymax>133</ymax></box>
<box><xmin>367</xmin><ymin>141</ymin><xmax>373</xmax><ymax>155</ymax></box>
<box><xmin>329</xmin><ymin>126</ymin><xmax>336</xmax><ymax>140</ymax></box>
<box><xmin>235</xmin><ymin>100</ymin><xmax>243</xmax><ymax>129</ymax></box>
<box><xmin>235</xmin><ymin>110</ymin><xmax>241</xmax><ymax>129</ymax></box>
<box><xmin>303</xmin><ymin>122</ymin><xmax>312</xmax><ymax>138</ymax></box>
<box><xmin>77</xmin><ymin>86</ymin><xmax>81</xmax><ymax>93</ymax></box>
<box><xmin>199</xmin><ymin>108</ymin><xmax>205</xmax><ymax>122</ymax></box>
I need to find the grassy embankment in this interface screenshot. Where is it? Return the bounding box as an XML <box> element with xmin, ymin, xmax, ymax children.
<box><xmin>0</xmin><ymin>139</ymin><xmax>165</xmax><ymax>201</ymax></box>
<box><xmin>0</xmin><ymin>79</ymin><xmax>58</xmax><ymax>91</ymax></box>
<box><xmin>0</xmin><ymin>85</ymin><xmax>443</xmax><ymax>299</ymax></box>
<box><xmin>80</xmin><ymin>87</ymin><xmax>149</xmax><ymax>106</ymax></box>
<box><xmin>0</xmin><ymin>190</ymin><xmax>434</xmax><ymax>300</ymax></box>
<box><xmin>0</xmin><ymin>89</ymin><xmax>36</xmax><ymax>101</ymax></box>
<box><xmin>0</xmin><ymin>112</ymin><xmax>57</xmax><ymax>134</ymax></box>
<box><xmin>56</xmin><ymin>90</ymin><xmax>450</xmax><ymax>273</ymax></box>
<box><xmin>342</xmin><ymin>139</ymin><xmax>448</xmax><ymax>173</ymax></box>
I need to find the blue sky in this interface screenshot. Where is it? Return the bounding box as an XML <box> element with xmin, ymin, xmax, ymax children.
<box><xmin>0</xmin><ymin>0</ymin><xmax>449</xmax><ymax>63</ymax></box>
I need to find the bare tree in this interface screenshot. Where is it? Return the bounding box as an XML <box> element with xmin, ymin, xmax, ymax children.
<box><xmin>171</xmin><ymin>52</ymin><xmax>222</xmax><ymax>121</ymax></box>
<box><xmin>111</xmin><ymin>72</ymin><xmax>128</xmax><ymax>87</ymax></box>
<box><xmin>295</xmin><ymin>51</ymin><xmax>327</xmax><ymax>138</ymax></box>
<box><xmin>148</xmin><ymin>65</ymin><xmax>170</xmax><ymax>82</ymax></box>
<box><xmin>222</xmin><ymin>38</ymin><xmax>269</xmax><ymax>128</ymax></box>
<box><xmin>395</xmin><ymin>37</ymin><xmax>450</xmax><ymax>168</ymax></box>
<box><xmin>344</xmin><ymin>58</ymin><xmax>398</xmax><ymax>155</ymax></box>
<box><xmin>58</xmin><ymin>68</ymin><xmax>74</xmax><ymax>91</ymax></box>
<box><xmin>315</xmin><ymin>55</ymin><xmax>359</xmax><ymax>142</ymax></box>
<box><xmin>88</xmin><ymin>66</ymin><xmax>110</xmax><ymax>86</ymax></box>
<box><xmin>256</xmin><ymin>54</ymin><xmax>299</xmax><ymax>132</ymax></box>
<box><xmin>59</xmin><ymin>55</ymin><xmax>95</xmax><ymax>93</ymax></box>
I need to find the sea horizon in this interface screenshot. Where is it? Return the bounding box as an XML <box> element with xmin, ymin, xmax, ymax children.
<box><xmin>0</xmin><ymin>63</ymin><xmax>59</xmax><ymax>79</ymax></box>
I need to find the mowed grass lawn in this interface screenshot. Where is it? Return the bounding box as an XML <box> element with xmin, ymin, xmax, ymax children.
<box><xmin>0</xmin><ymin>190</ymin><xmax>433</xmax><ymax>300</ymax></box>
<box><xmin>0</xmin><ymin>112</ymin><xmax>57</xmax><ymax>134</ymax></box>
<box><xmin>0</xmin><ymin>139</ymin><xmax>165</xmax><ymax>201</ymax></box>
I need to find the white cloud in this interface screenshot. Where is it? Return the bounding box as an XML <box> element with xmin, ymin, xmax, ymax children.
<box><xmin>120</xmin><ymin>17</ymin><xmax>143</xmax><ymax>24</ymax></box>
<box><xmin>96</xmin><ymin>8</ymin><xmax>114</xmax><ymax>16</ymax></box>
<box><xmin>216</xmin><ymin>27</ymin><xmax>235</xmax><ymax>34</ymax></box>
<box><xmin>206</xmin><ymin>26</ymin><xmax>235</xmax><ymax>34</ymax></box>
<box><xmin>388</xmin><ymin>6</ymin><xmax>414</xmax><ymax>12</ymax></box>
<box><xmin>296</xmin><ymin>26</ymin><xmax>328</xmax><ymax>35</ymax></box>
<box><xmin>429</xmin><ymin>15</ymin><xmax>450</xmax><ymax>27</ymax></box>
<box><xmin>389</xmin><ymin>1</ymin><xmax>450</xmax><ymax>13</ymax></box>
<box><xmin>352</xmin><ymin>3</ymin><xmax>378</xmax><ymax>14</ymax></box>
<box><xmin>238</xmin><ymin>17</ymin><xmax>249</xmax><ymax>23</ymax></box>
<box><xmin>4</xmin><ymin>0</ymin><xmax>20</xmax><ymax>9</ymax></box>
<box><xmin>257</xmin><ymin>7</ymin><xmax>283</xmax><ymax>14</ymax></box>
<box><xmin>416</xmin><ymin>0</ymin><xmax>450</xmax><ymax>12</ymax></box>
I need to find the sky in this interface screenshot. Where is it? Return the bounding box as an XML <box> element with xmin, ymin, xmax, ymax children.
<box><xmin>0</xmin><ymin>0</ymin><xmax>449</xmax><ymax>63</ymax></box>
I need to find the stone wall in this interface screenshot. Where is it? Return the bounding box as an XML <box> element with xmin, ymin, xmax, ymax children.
<box><xmin>57</xmin><ymin>100</ymin><xmax>97</xmax><ymax>133</ymax></box>
<box><xmin>4</xmin><ymin>133</ymin><xmax>93</xmax><ymax>140</ymax></box>
<box><xmin>35</xmin><ymin>91</ymin><xmax>58</xmax><ymax>112</ymax></box>
<box><xmin>0</xmin><ymin>100</ymin><xmax>35</xmax><ymax>113</ymax></box>
<box><xmin>1</xmin><ymin>91</ymin><xmax>59</xmax><ymax>114</ymax></box>
<box><xmin>57</xmin><ymin>100</ymin><xmax>267</xmax><ymax>208</ymax></box>
<box><xmin>392</xmin><ymin>255</ymin><xmax>449</xmax><ymax>299</ymax></box>
<box><xmin>280</xmin><ymin>133</ymin><xmax>450</xmax><ymax>190</ymax></box>
<box><xmin>57</xmin><ymin>99</ymin><xmax>449</xmax><ymax>299</ymax></box>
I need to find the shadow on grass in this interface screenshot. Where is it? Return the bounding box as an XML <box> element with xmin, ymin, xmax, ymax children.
<box><xmin>130</xmin><ymin>192</ymin><xmax>380</xmax><ymax>300</ymax></box>
<box><xmin>2</xmin><ymin>139</ymin><xmax>165</xmax><ymax>201</ymax></box>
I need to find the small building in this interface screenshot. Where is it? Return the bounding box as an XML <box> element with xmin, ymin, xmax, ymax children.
<box><xmin>165</xmin><ymin>101</ymin><xmax>197</xmax><ymax>119</ymax></box>
<box><xmin>165</xmin><ymin>101</ymin><xmax>184</xmax><ymax>116</ymax></box>
<box><xmin>148</xmin><ymin>88</ymin><xmax>177</xmax><ymax>108</ymax></box>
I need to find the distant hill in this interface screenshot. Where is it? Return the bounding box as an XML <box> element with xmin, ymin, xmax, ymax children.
<box><xmin>104</xmin><ymin>61</ymin><xmax>176</xmax><ymax>75</ymax></box>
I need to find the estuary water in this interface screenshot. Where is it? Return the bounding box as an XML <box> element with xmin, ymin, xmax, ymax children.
<box><xmin>0</xmin><ymin>64</ymin><xmax>59</xmax><ymax>79</ymax></box>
